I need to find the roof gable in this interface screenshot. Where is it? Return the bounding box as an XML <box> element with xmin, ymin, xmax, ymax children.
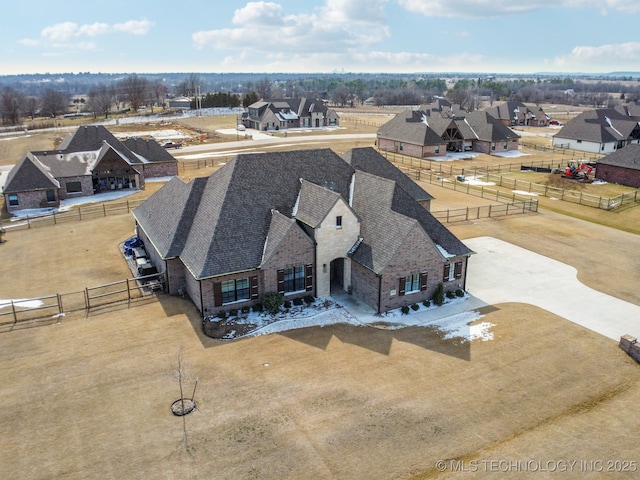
<box><xmin>2</xmin><ymin>152</ymin><xmax>59</xmax><ymax>194</ymax></box>
<box><xmin>293</xmin><ymin>180</ymin><xmax>342</xmax><ymax>228</ymax></box>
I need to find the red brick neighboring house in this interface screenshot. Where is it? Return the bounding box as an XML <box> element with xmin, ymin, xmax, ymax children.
<box><xmin>132</xmin><ymin>147</ymin><xmax>473</xmax><ymax>316</ymax></box>
<box><xmin>2</xmin><ymin>125</ymin><xmax>178</xmax><ymax>213</ymax></box>
<box><xmin>596</xmin><ymin>143</ymin><xmax>640</xmax><ymax>188</ymax></box>
<box><xmin>377</xmin><ymin>106</ymin><xmax>519</xmax><ymax>158</ymax></box>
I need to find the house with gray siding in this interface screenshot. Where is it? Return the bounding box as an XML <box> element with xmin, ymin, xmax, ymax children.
<box><xmin>132</xmin><ymin>147</ymin><xmax>472</xmax><ymax>316</ymax></box>
<box><xmin>243</xmin><ymin>98</ymin><xmax>339</xmax><ymax>131</ymax></box>
<box><xmin>552</xmin><ymin>107</ymin><xmax>640</xmax><ymax>154</ymax></box>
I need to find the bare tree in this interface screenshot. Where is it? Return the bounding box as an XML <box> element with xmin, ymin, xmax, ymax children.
<box><xmin>1</xmin><ymin>87</ymin><xmax>26</xmax><ymax>125</ymax></box>
<box><xmin>255</xmin><ymin>76</ymin><xmax>272</xmax><ymax>100</ymax></box>
<box><xmin>118</xmin><ymin>74</ymin><xmax>150</xmax><ymax>112</ymax></box>
<box><xmin>40</xmin><ymin>88</ymin><xmax>68</xmax><ymax>117</ymax></box>
<box><xmin>175</xmin><ymin>73</ymin><xmax>201</xmax><ymax>97</ymax></box>
<box><xmin>87</xmin><ymin>84</ymin><xmax>115</xmax><ymax>119</ymax></box>
<box><xmin>23</xmin><ymin>96</ymin><xmax>39</xmax><ymax>120</ymax></box>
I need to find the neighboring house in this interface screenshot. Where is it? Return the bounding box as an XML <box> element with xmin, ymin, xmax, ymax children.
<box><xmin>595</xmin><ymin>144</ymin><xmax>640</xmax><ymax>187</ymax></box>
<box><xmin>168</xmin><ymin>96</ymin><xmax>192</xmax><ymax>110</ymax></box>
<box><xmin>132</xmin><ymin>147</ymin><xmax>472</xmax><ymax>315</ymax></box>
<box><xmin>552</xmin><ymin>108</ymin><xmax>640</xmax><ymax>154</ymax></box>
<box><xmin>2</xmin><ymin>125</ymin><xmax>178</xmax><ymax>213</ymax></box>
<box><xmin>376</xmin><ymin>106</ymin><xmax>519</xmax><ymax>158</ymax></box>
<box><xmin>242</xmin><ymin>98</ymin><xmax>339</xmax><ymax>131</ymax></box>
<box><xmin>484</xmin><ymin>101</ymin><xmax>550</xmax><ymax>127</ymax></box>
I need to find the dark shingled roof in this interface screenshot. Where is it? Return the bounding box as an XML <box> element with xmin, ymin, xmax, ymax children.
<box><xmin>553</xmin><ymin>108</ymin><xmax>639</xmax><ymax>143</ymax></box>
<box><xmin>343</xmin><ymin>147</ymin><xmax>434</xmax><ymax>202</ymax></box>
<box><xmin>2</xmin><ymin>152</ymin><xmax>59</xmax><ymax>194</ymax></box>
<box><xmin>134</xmin><ymin>147</ymin><xmax>471</xmax><ymax>281</ymax></box>
<box><xmin>597</xmin><ymin>144</ymin><xmax>640</xmax><ymax>170</ymax></box>
<box><xmin>123</xmin><ymin>137</ymin><xmax>179</xmax><ymax>164</ymax></box>
<box><xmin>377</xmin><ymin>109</ymin><xmax>446</xmax><ymax>146</ymax></box>
<box><xmin>463</xmin><ymin>110</ymin><xmax>521</xmax><ymax>142</ymax></box>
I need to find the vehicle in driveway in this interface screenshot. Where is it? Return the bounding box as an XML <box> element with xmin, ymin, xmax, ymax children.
<box><xmin>161</xmin><ymin>141</ymin><xmax>182</xmax><ymax>149</ymax></box>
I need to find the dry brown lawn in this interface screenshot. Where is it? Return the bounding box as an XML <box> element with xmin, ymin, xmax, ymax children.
<box><xmin>1</xmin><ymin>114</ymin><xmax>640</xmax><ymax>479</ymax></box>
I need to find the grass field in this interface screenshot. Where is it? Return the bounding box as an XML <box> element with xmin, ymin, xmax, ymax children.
<box><xmin>1</xmin><ymin>111</ymin><xmax>640</xmax><ymax>479</ymax></box>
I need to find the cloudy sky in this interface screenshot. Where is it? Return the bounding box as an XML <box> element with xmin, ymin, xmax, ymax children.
<box><xmin>2</xmin><ymin>0</ymin><xmax>640</xmax><ymax>75</ymax></box>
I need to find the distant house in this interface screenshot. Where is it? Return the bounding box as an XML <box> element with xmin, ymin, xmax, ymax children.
<box><xmin>168</xmin><ymin>96</ymin><xmax>191</xmax><ymax>110</ymax></box>
<box><xmin>552</xmin><ymin>107</ymin><xmax>640</xmax><ymax>154</ymax></box>
<box><xmin>132</xmin><ymin>147</ymin><xmax>472</xmax><ymax>315</ymax></box>
<box><xmin>484</xmin><ymin>101</ymin><xmax>550</xmax><ymax>127</ymax></box>
<box><xmin>596</xmin><ymin>144</ymin><xmax>640</xmax><ymax>187</ymax></box>
<box><xmin>2</xmin><ymin>125</ymin><xmax>178</xmax><ymax>213</ymax></box>
<box><xmin>376</xmin><ymin>104</ymin><xmax>519</xmax><ymax>158</ymax></box>
<box><xmin>242</xmin><ymin>98</ymin><xmax>339</xmax><ymax>131</ymax></box>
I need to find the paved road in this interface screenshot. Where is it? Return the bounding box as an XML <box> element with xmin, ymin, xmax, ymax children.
<box><xmin>172</xmin><ymin>132</ymin><xmax>377</xmax><ymax>160</ymax></box>
<box><xmin>464</xmin><ymin>236</ymin><xmax>640</xmax><ymax>341</ymax></box>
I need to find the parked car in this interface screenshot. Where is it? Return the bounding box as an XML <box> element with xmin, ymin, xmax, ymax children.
<box><xmin>236</xmin><ymin>124</ymin><xmax>246</xmax><ymax>131</ymax></box>
<box><xmin>549</xmin><ymin>120</ymin><xmax>562</xmax><ymax>126</ymax></box>
<box><xmin>162</xmin><ymin>141</ymin><xmax>182</xmax><ymax>149</ymax></box>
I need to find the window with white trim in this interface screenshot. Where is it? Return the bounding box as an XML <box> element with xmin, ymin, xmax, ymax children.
<box><xmin>405</xmin><ymin>274</ymin><xmax>420</xmax><ymax>294</ymax></box>
<box><xmin>8</xmin><ymin>194</ymin><xmax>18</xmax><ymax>206</ymax></box>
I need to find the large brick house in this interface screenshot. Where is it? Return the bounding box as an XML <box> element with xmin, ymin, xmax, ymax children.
<box><xmin>2</xmin><ymin>125</ymin><xmax>178</xmax><ymax>213</ymax></box>
<box><xmin>595</xmin><ymin>144</ymin><xmax>640</xmax><ymax>187</ymax></box>
<box><xmin>377</xmin><ymin>106</ymin><xmax>520</xmax><ymax>158</ymax></box>
<box><xmin>132</xmin><ymin>147</ymin><xmax>473</xmax><ymax>315</ymax></box>
<box><xmin>242</xmin><ymin>98</ymin><xmax>340</xmax><ymax>131</ymax></box>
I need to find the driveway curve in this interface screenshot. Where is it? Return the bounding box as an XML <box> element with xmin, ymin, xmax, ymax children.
<box><xmin>464</xmin><ymin>236</ymin><xmax>640</xmax><ymax>341</ymax></box>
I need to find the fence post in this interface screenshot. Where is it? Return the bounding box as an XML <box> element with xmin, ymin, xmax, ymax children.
<box><xmin>127</xmin><ymin>278</ymin><xmax>131</xmax><ymax>301</ymax></box>
<box><xmin>11</xmin><ymin>300</ymin><xmax>17</xmax><ymax>324</ymax></box>
<box><xmin>57</xmin><ymin>293</ymin><xmax>63</xmax><ymax>315</ymax></box>
<box><xmin>85</xmin><ymin>287</ymin><xmax>90</xmax><ymax>310</ymax></box>
<box><xmin>103</xmin><ymin>204</ymin><xmax>107</xmax><ymax>217</ymax></box>
<box><xmin>465</xmin><ymin>207</ymin><xmax>469</xmax><ymax>221</ymax></box>
<box><xmin>488</xmin><ymin>204</ymin><xmax>492</xmax><ymax>218</ymax></box>
<box><xmin>78</xmin><ymin>207</ymin><xmax>82</xmax><ymax>221</ymax></box>
<box><xmin>127</xmin><ymin>201</ymin><xmax>130</xmax><ymax>213</ymax></box>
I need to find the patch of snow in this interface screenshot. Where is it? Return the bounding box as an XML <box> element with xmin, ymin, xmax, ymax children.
<box><xmin>462</xmin><ymin>176</ymin><xmax>495</xmax><ymax>186</ymax></box>
<box><xmin>492</xmin><ymin>151</ymin><xmax>531</xmax><ymax>158</ymax></box>
<box><xmin>436</xmin><ymin>244</ymin><xmax>456</xmax><ymax>258</ymax></box>
<box><xmin>210</xmin><ymin>294</ymin><xmax>493</xmax><ymax>343</ymax></box>
<box><xmin>591</xmin><ymin>179</ymin><xmax>607</xmax><ymax>185</ymax></box>
<box><xmin>0</xmin><ymin>299</ymin><xmax>44</xmax><ymax>310</ymax></box>
<box><xmin>512</xmin><ymin>190</ymin><xmax>539</xmax><ymax>196</ymax></box>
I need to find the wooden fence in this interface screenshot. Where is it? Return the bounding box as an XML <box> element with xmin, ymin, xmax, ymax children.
<box><xmin>432</xmin><ymin>200</ymin><xmax>538</xmax><ymax>223</ymax></box>
<box><xmin>382</xmin><ymin>150</ymin><xmax>639</xmax><ymax>211</ymax></box>
<box><xmin>0</xmin><ymin>198</ymin><xmax>145</xmax><ymax>232</ymax></box>
<box><xmin>0</xmin><ymin>274</ymin><xmax>164</xmax><ymax>327</ymax></box>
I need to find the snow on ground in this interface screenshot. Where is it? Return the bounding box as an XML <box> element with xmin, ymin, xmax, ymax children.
<box><xmin>0</xmin><ymin>299</ymin><xmax>43</xmax><ymax>309</ymax></box>
<box><xmin>512</xmin><ymin>190</ymin><xmax>539</xmax><ymax>196</ymax></box>
<box><xmin>111</xmin><ymin>129</ymin><xmax>190</xmax><ymax>140</ymax></box>
<box><xmin>209</xmin><ymin>295</ymin><xmax>493</xmax><ymax>343</ymax></box>
<box><xmin>492</xmin><ymin>150</ymin><xmax>531</xmax><ymax>158</ymax></box>
<box><xmin>427</xmin><ymin>151</ymin><xmax>479</xmax><ymax>161</ymax></box>
<box><xmin>461</xmin><ymin>175</ymin><xmax>495</xmax><ymax>186</ymax></box>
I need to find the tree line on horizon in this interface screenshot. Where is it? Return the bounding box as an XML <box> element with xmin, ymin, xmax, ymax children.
<box><xmin>2</xmin><ymin>71</ymin><xmax>640</xmax><ymax>126</ymax></box>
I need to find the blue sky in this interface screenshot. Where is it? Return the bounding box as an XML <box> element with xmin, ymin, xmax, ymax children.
<box><xmin>2</xmin><ymin>0</ymin><xmax>640</xmax><ymax>75</ymax></box>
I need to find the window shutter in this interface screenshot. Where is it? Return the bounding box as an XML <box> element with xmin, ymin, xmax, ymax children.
<box><xmin>277</xmin><ymin>269</ymin><xmax>285</xmax><ymax>295</ymax></box>
<box><xmin>420</xmin><ymin>272</ymin><xmax>428</xmax><ymax>291</ymax></box>
<box><xmin>454</xmin><ymin>261</ymin><xmax>463</xmax><ymax>279</ymax></box>
<box><xmin>250</xmin><ymin>275</ymin><xmax>259</xmax><ymax>299</ymax></box>
<box><xmin>398</xmin><ymin>277</ymin><xmax>406</xmax><ymax>296</ymax></box>
<box><xmin>213</xmin><ymin>282</ymin><xmax>222</xmax><ymax>307</ymax></box>
<box><xmin>305</xmin><ymin>264</ymin><xmax>313</xmax><ymax>292</ymax></box>
<box><xmin>443</xmin><ymin>264</ymin><xmax>451</xmax><ymax>282</ymax></box>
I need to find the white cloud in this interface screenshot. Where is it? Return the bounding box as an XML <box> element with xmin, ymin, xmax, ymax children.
<box><xmin>555</xmin><ymin>41</ymin><xmax>640</xmax><ymax>69</ymax></box>
<box><xmin>397</xmin><ymin>0</ymin><xmax>640</xmax><ymax>18</ymax></box>
<box><xmin>193</xmin><ymin>0</ymin><xmax>390</xmax><ymax>53</ymax></box>
<box><xmin>113</xmin><ymin>19</ymin><xmax>154</xmax><ymax>35</ymax></box>
<box><xmin>39</xmin><ymin>19</ymin><xmax>152</xmax><ymax>41</ymax></box>
<box><xmin>41</xmin><ymin>22</ymin><xmax>79</xmax><ymax>42</ymax></box>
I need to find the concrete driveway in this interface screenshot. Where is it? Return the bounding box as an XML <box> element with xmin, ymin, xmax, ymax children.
<box><xmin>464</xmin><ymin>236</ymin><xmax>640</xmax><ymax>341</ymax></box>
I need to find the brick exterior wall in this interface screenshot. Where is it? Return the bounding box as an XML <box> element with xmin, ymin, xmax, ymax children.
<box><xmin>143</xmin><ymin>162</ymin><xmax>178</xmax><ymax>178</ymax></box>
<box><xmin>595</xmin><ymin>164</ymin><xmax>640</xmax><ymax>188</ymax></box>
<box><xmin>350</xmin><ymin>226</ymin><xmax>468</xmax><ymax>313</ymax></box>
<box><xmin>377</xmin><ymin>138</ymin><xmax>445</xmax><ymax>158</ymax></box>
<box><xmin>261</xmin><ymin>225</ymin><xmax>315</xmax><ymax>297</ymax></box>
<box><xmin>58</xmin><ymin>176</ymin><xmax>94</xmax><ymax>200</ymax></box>
<box><xmin>5</xmin><ymin>189</ymin><xmax>58</xmax><ymax>212</ymax></box>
